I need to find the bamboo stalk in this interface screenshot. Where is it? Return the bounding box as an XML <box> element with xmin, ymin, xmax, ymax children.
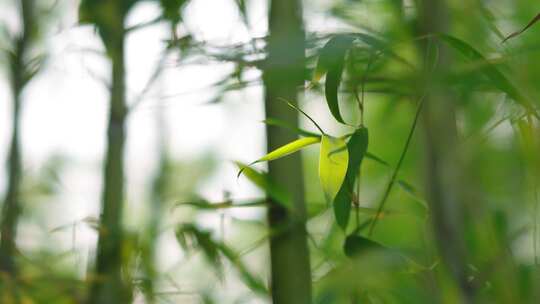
<box><xmin>88</xmin><ymin>2</ymin><xmax>130</xmax><ymax>302</ymax></box>
<box><xmin>416</xmin><ymin>0</ymin><xmax>474</xmax><ymax>302</ymax></box>
<box><xmin>0</xmin><ymin>0</ymin><xmax>35</xmax><ymax>278</ymax></box>
<box><xmin>263</xmin><ymin>1</ymin><xmax>312</xmax><ymax>303</ymax></box>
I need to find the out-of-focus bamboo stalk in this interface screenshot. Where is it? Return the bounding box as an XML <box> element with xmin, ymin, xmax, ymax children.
<box><xmin>263</xmin><ymin>1</ymin><xmax>312</xmax><ymax>303</ymax></box>
<box><xmin>0</xmin><ymin>0</ymin><xmax>35</xmax><ymax>278</ymax></box>
<box><xmin>416</xmin><ymin>0</ymin><xmax>474</xmax><ymax>302</ymax></box>
<box><xmin>88</xmin><ymin>1</ymin><xmax>130</xmax><ymax>302</ymax></box>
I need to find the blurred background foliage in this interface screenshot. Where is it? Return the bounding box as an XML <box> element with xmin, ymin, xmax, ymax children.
<box><xmin>0</xmin><ymin>0</ymin><xmax>540</xmax><ymax>303</ymax></box>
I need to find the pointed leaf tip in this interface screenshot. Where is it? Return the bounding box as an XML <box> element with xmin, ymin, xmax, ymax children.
<box><xmin>256</xmin><ymin>137</ymin><xmax>321</xmax><ymax>164</ymax></box>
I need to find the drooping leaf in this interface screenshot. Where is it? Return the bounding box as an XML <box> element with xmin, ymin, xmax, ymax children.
<box><xmin>314</xmin><ymin>35</ymin><xmax>355</xmax><ymax>124</ymax></box>
<box><xmin>319</xmin><ymin>135</ymin><xmax>349</xmax><ymax>203</ymax></box>
<box><xmin>313</xmin><ymin>34</ymin><xmax>355</xmax><ymax>83</ymax></box>
<box><xmin>252</xmin><ymin>136</ymin><xmax>320</xmax><ymax>164</ymax></box>
<box><xmin>333</xmin><ymin>128</ymin><xmax>368</xmax><ymax>230</ymax></box>
<box><xmin>235</xmin><ymin>162</ymin><xmax>291</xmax><ymax>208</ymax></box>
<box><xmin>439</xmin><ymin>34</ymin><xmax>533</xmax><ymax>112</ymax></box>
<box><xmin>218</xmin><ymin>240</ymin><xmax>268</xmax><ymax>294</ymax></box>
<box><xmin>176</xmin><ymin>224</ymin><xmax>220</xmax><ymax>267</ymax></box>
<box><xmin>325</xmin><ymin>61</ymin><xmax>347</xmax><ymax>124</ymax></box>
<box><xmin>175</xmin><ymin>224</ymin><xmax>267</xmax><ymax>294</ymax></box>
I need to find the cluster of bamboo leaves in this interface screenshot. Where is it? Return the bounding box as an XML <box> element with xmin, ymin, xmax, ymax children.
<box><xmin>2</xmin><ymin>0</ymin><xmax>540</xmax><ymax>303</ymax></box>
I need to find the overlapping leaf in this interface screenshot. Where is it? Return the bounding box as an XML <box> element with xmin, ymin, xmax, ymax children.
<box><xmin>314</xmin><ymin>35</ymin><xmax>355</xmax><ymax>124</ymax></box>
<box><xmin>319</xmin><ymin>135</ymin><xmax>349</xmax><ymax>203</ymax></box>
<box><xmin>333</xmin><ymin>128</ymin><xmax>368</xmax><ymax>230</ymax></box>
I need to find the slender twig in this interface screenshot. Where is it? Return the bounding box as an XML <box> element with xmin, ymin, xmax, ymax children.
<box><xmin>129</xmin><ymin>51</ymin><xmax>169</xmax><ymax>112</ymax></box>
<box><xmin>368</xmin><ymin>94</ymin><xmax>426</xmax><ymax>236</ymax></box>
<box><xmin>125</xmin><ymin>16</ymin><xmax>164</xmax><ymax>33</ymax></box>
<box><xmin>278</xmin><ymin>97</ymin><xmax>326</xmax><ymax>135</ymax></box>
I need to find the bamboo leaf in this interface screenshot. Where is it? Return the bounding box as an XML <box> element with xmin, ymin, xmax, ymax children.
<box><xmin>319</xmin><ymin>135</ymin><xmax>349</xmax><ymax>203</ymax></box>
<box><xmin>333</xmin><ymin>128</ymin><xmax>369</xmax><ymax>230</ymax></box>
<box><xmin>176</xmin><ymin>224</ymin><xmax>268</xmax><ymax>294</ymax></box>
<box><xmin>439</xmin><ymin>34</ymin><xmax>533</xmax><ymax>112</ymax></box>
<box><xmin>343</xmin><ymin>234</ymin><xmax>386</xmax><ymax>258</ymax></box>
<box><xmin>252</xmin><ymin>136</ymin><xmax>320</xmax><ymax>164</ymax></box>
<box><xmin>315</xmin><ymin>35</ymin><xmax>355</xmax><ymax>124</ymax></box>
<box><xmin>502</xmin><ymin>13</ymin><xmax>540</xmax><ymax>43</ymax></box>
<box><xmin>325</xmin><ymin>61</ymin><xmax>347</xmax><ymax>124</ymax></box>
<box><xmin>313</xmin><ymin>34</ymin><xmax>355</xmax><ymax>83</ymax></box>
<box><xmin>235</xmin><ymin>162</ymin><xmax>291</xmax><ymax>208</ymax></box>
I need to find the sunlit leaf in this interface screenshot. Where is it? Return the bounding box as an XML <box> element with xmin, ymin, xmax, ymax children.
<box><xmin>235</xmin><ymin>162</ymin><xmax>291</xmax><ymax>208</ymax></box>
<box><xmin>252</xmin><ymin>136</ymin><xmax>320</xmax><ymax>164</ymax></box>
<box><xmin>319</xmin><ymin>135</ymin><xmax>349</xmax><ymax>203</ymax></box>
<box><xmin>333</xmin><ymin>127</ymin><xmax>368</xmax><ymax>230</ymax></box>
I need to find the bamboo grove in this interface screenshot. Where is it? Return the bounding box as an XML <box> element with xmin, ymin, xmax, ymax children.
<box><xmin>1</xmin><ymin>0</ymin><xmax>540</xmax><ymax>303</ymax></box>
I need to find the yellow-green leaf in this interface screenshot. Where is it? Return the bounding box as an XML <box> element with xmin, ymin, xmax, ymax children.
<box><xmin>254</xmin><ymin>136</ymin><xmax>320</xmax><ymax>164</ymax></box>
<box><xmin>319</xmin><ymin>135</ymin><xmax>349</xmax><ymax>203</ymax></box>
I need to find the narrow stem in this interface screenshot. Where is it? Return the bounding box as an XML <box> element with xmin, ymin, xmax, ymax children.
<box><xmin>368</xmin><ymin>95</ymin><xmax>425</xmax><ymax>236</ymax></box>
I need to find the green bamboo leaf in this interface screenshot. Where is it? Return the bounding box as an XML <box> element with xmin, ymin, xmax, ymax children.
<box><xmin>313</xmin><ymin>34</ymin><xmax>355</xmax><ymax>83</ymax></box>
<box><xmin>325</xmin><ymin>61</ymin><xmax>347</xmax><ymax>124</ymax></box>
<box><xmin>176</xmin><ymin>224</ymin><xmax>267</xmax><ymax>294</ymax></box>
<box><xmin>314</xmin><ymin>35</ymin><xmax>355</xmax><ymax>124</ymax></box>
<box><xmin>343</xmin><ymin>234</ymin><xmax>386</xmax><ymax>258</ymax></box>
<box><xmin>252</xmin><ymin>136</ymin><xmax>320</xmax><ymax>164</ymax></box>
<box><xmin>235</xmin><ymin>162</ymin><xmax>291</xmax><ymax>208</ymax></box>
<box><xmin>439</xmin><ymin>34</ymin><xmax>533</xmax><ymax>112</ymax></box>
<box><xmin>333</xmin><ymin>128</ymin><xmax>368</xmax><ymax>230</ymax></box>
<box><xmin>319</xmin><ymin>135</ymin><xmax>349</xmax><ymax>203</ymax></box>
<box><xmin>502</xmin><ymin>13</ymin><xmax>540</xmax><ymax>43</ymax></box>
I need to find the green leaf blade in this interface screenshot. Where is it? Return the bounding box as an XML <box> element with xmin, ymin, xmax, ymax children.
<box><xmin>325</xmin><ymin>61</ymin><xmax>346</xmax><ymax>124</ymax></box>
<box><xmin>235</xmin><ymin>162</ymin><xmax>291</xmax><ymax>209</ymax></box>
<box><xmin>439</xmin><ymin>34</ymin><xmax>532</xmax><ymax>111</ymax></box>
<box><xmin>333</xmin><ymin>128</ymin><xmax>369</xmax><ymax>230</ymax></box>
<box><xmin>256</xmin><ymin>136</ymin><xmax>320</xmax><ymax>163</ymax></box>
<box><xmin>319</xmin><ymin>135</ymin><xmax>349</xmax><ymax>203</ymax></box>
<box><xmin>343</xmin><ymin>234</ymin><xmax>386</xmax><ymax>258</ymax></box>
<box><xmin>314</xmin><ymin>35</ymin><xmax>355</xmax><ymax>124</ymax></box>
